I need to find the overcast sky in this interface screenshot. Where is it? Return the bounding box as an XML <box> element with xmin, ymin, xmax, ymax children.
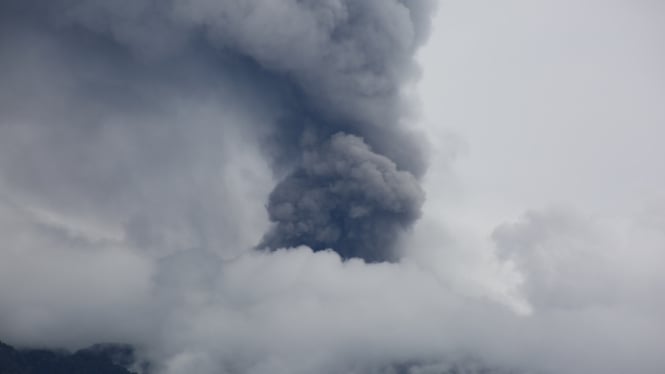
<box><xmin>1</xmin><ymin>1</ymin><xmax>664</xmax><ymax>374</ymax></box>
<box><xmin>420</xmin><ymin>0</ymin><xmax>665</xmax><ymax>227</ymax></box>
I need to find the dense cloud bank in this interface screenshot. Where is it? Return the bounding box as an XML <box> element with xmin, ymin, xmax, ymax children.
<box><xmin>3</xmin><ymin>204</ymin><xmax>665</xmax><ymax>373</ymax></box>
<box><xmin>1</xmin><ymin>1</ymin><xmax>665</xmax><ymax>374</ymax></box>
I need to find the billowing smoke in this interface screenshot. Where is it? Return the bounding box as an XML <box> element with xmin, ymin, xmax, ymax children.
<box><xmin>0</xmin><ymin>0</ymin><xmax>437</xmax><ymax>367</ymax></box>
<box><xmin>28</xmin><ymin>0</ymin><xmax>433</xmax><ymax>262</ymax></box>
<box><xmin>261</xmin><ymin>133</ymin><xmax>424</xmax><ymax>261</ymax></box>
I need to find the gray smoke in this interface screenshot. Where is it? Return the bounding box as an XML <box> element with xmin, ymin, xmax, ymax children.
<box><xmin>1</xmin><ymin>0</ymin><xmax>434</xmax><ymax>261</ymax></box>
<box><xmin>262</xmin><ymin>133</ymin><xmax>424</xmax><ymax>262</ymax></box>
<box><xmin>37</xmin><ymin>0</ymin><xmax>434</xmax><ymax>261</ymax></box>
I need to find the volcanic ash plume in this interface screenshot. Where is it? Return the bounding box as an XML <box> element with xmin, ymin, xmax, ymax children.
<box><xmin>262</xmin><ymin>133</ymin><xmax>425</xmax><ymax>262</ymax></box>
<box><xmin>217</xmin><ymin>0</ymin><xmax>436</xmax><ymax>261</ymax></box>
<box><xmin>0</xmin><ymin>0</ymin><xmax>435</xmax><ymax>262</ymax></box>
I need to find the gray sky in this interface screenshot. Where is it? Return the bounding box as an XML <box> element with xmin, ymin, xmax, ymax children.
<box><xmin>412</xmin><ymin>2</ymin><xmax>665</xmax><ymax>371</ymax></box>
<box><xmin>419</xmin><ymin>0</ymin><xmax>665</xmax><ymax>227</ymax></box>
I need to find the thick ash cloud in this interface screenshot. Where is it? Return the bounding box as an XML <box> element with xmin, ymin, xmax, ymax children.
<box><xmin>261</xmin><ymin>133</ymin><xmax>424</xmax><ymax>261</ymax></box>
<box><xmin>46</xmin><ymin>0</ymin><xmax>434</xmax><ymax>262</ymax></box>
<box><xmin>1</xmin><ymin>0</ymin><xmax>435</xmax><ymax>262</ymax></box>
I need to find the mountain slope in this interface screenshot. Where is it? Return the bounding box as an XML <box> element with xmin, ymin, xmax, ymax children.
<box><xmin>0</xmin><ymin>341</ymin><xmax>136</xmax><ymax>374</ymax></box>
